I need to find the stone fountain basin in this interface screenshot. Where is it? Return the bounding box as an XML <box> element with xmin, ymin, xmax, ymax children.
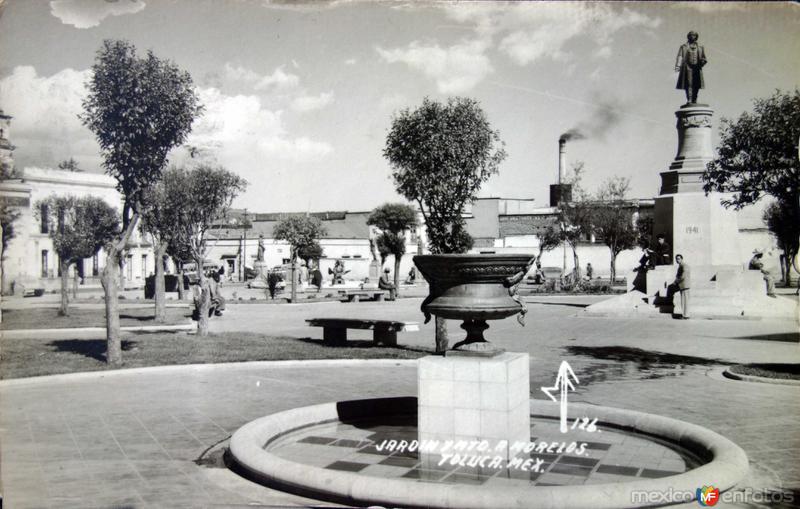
<box><xmin>229</xmin><ymin>397</ymin><xmax>748</xmax><ymax>509</ymax></box>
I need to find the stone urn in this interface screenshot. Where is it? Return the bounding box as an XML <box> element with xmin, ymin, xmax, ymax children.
<box><xmin>413</xmin><ymin>254</ymin><xmax>535</xmax><ymax>356</ymax></box>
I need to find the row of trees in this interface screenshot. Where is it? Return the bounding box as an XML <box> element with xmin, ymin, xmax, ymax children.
<box><xmin>32</xmin><ymin>39</ymin><xmax>248</xmax><ymax>364</ymax></box>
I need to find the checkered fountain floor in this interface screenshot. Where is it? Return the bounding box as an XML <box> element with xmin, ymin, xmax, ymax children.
<box><xmin>267</xmin><ymin>415</ymin><xmax>702</xmax><ymax>487</ymax></box>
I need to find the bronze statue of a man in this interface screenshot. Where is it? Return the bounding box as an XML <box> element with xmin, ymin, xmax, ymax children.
<box><xmin>675</xmin><ymin>31</ymin><xmax>707</xmax><ymax>104</ymax></box>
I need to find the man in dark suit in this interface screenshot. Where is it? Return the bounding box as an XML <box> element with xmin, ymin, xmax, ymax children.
<box><xmin>674</xmin><ymin>254</ymin><xmax>691</xmax><ymax>319</ymax></box>
<box><xmin>652</xmin><ymin>233</ymin><xmax>671</xmax><ymax>267</ymax></box>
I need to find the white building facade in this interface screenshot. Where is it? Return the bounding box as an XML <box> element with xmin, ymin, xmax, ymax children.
<box><xmin>1</xmin><ymin>167</ymin><xmax>154</xmax><ymax>293</ymax></box>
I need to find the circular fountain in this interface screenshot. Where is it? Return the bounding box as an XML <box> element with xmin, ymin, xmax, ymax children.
<box><xmin>229</xmin><ymin>397</ymin><xmax>748</xmax><ymax>509</ymax></box>
<box><xmin>228</xmin><ymin>253</ymin><xmax>749</xmax><ymax>508</ymax></box>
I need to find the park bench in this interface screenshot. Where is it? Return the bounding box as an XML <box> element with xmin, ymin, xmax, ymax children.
<box><xmin>337</xmin><ymin>289</ymin><xmax>391</xmax><ymax>302</ymax></box>
<box><xmin>306</xmin><ymin>318</ymin><xmax>419</xmax><ymax>346</ymax></box>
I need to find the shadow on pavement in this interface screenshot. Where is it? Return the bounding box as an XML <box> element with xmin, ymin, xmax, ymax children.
<box><xmin>293</xmin><ymin>336</ymin><xmax>434</xmax><ymax>354</ymax></box>
<box><xmin>564</xmin><ymin>345</ymin><xmax>730</xmax><ymax>366</ymax></box>
<box><xmin>727</xmin><ymin>332</ymin><xmax>800</xmax><ymax>343</ymax></box>
<box><xmin>47</xmin><ymin>339</ymin><xmax>138</xmax><ymax>362</ymax></box>
<box><xmin>527</xmin><ymin>301</ymin><xmax>591</xmax><ymax>309</ymax></box>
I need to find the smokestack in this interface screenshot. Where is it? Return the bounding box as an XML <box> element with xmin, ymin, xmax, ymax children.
<box><xmin>550</xmin><ymin>137</ymin><xmax>573</xmax><ymax>207</ymax></box>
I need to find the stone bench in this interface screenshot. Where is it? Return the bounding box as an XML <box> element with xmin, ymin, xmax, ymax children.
<box><xmin>337</xmin><ymin>289</ymin><xmax>391</xmax><ymax>302</ymax></box>
<box><xmin>305</xmin><ymin>318</ymin><xmax>419</xmax><ymax>346</ymax></box>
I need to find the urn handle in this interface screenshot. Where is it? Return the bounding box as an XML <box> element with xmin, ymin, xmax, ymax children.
<box><xmin>504</xmin><ymin>258</ymin><xmax>535</xmax><ymax>326</ymax></box>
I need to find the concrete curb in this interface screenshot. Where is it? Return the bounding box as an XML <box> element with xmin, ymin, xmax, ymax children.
<box><xmin>722</xmin><ymin>367</ymin><xmax>800</xmax><ymax>386</ymax></box>
<box><xmin>229</xmin><ymin>397</ymin><xmax>749</xmax><ymax>509</ymax></box>
<box><xmin>0</xmin><ymin>359</ymin><xmax>419</xmax><ymax>388</ymax></box>
<box><xmin>1</xmin><ymin>323</ymin><xmax>195</xmax><ymax>339</ymax></box>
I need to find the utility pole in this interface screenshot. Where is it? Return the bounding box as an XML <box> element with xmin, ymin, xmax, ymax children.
<box><xmin>241</xmin><ymin>208</ymin><xmax>248</xmax><ymax>282</ymax></box>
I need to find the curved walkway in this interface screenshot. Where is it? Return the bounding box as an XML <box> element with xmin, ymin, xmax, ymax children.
<box><xmin>2</xmin><ymin>357</ymin><xmax>798</xmax><ymax>508</ymax></box>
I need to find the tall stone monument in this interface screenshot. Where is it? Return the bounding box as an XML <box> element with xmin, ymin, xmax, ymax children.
<box><xmin>652</xmin><ymin>104</ymin><xmax>742</xmax><ymax>267</ymax></box>
<box><xmin>590</xmin><ymin>32</ymin><xmax>796</xmax><ymax>320</ymax></box>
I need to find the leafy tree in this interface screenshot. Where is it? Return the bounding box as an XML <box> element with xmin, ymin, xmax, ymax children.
<box><xmin>297</xmin><ymin>240</ymin><xmax>324</xmax><ymax>265</ymax></box>
<box><xmin>703</xmin><ymin>89</ymin><xmax>800</xmax><ymax>284</ymax></box>
<box><xmin>273</xmin><ymin>216</ymin><xmax>327</xmax><ymax>302</ymax></box>
<box><xmin>80</xmin><ymin>39</ymin><xmax>201</xmax><ymax>363</ymax></box>
<box><xmin>557</xmin><ymin>162</ymin><xmax>592</xmax><ymax>281</ymax></box>
<box><xmin>140</xmin><ymin>166</ymin><xmax>187</xmax><ymax>322</ymax></box>
<box><xmin>384</xmin><ymin>96</ymin><xmax>505</xmax><ymax>351</ymax></box>
<box><xmin>57</xmin><ymin>158</ymin><xmax>82</xmax><ymax>172</ymax></box>
<box><xmin>535</xmin><ymin>220</ymin><xmax>561</xmax><ymax>263</ymax></box>
<box><xmin>0</xmin><ymin>204</ymin><xmax>20</xmax><ymax>296</ymax></box>
<box><xmin>367</xmin><ymin>203</ymin><xmax>417</xmax><ymax>296</ymax></box>
<box><xmin>36</xmin><ymin>195</ymin><xmax>119</xmax><ymax>316</ymax></box>
<box><xmin>385</xmin><ymin>96</ymin><xmax>506</xmax><ymax>254</ymax></box>
<box><xmin>167</xmin><ymin>230</ymin><xmax>193</xmax><ymax>301</ymax></box>
<box><xmin>0</xmin><ymin>159</ymin><xmax>19</xmax><ymax>296</ymax></box>
<box><xmin>703</xmin><ymin>89</ymin><xmax>799</xmax><ymax>209</ymax></box>
<box><xmin>171</xmin><ymin>165</ymin><xmax>246</xmax><ymax>336</ymax></box>
<box><xmin>589</xmin><ymin>177</ymin><xmax>639</xmax><ymax>283</ymax></box>
<box><xmin>763</xmin><ymin>201</ymin><xmax>800</xmax><ymax>285</ymax></box>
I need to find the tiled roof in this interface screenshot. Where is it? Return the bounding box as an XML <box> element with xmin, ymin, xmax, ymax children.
<box><xmin>212</xmin><ymin>211</ymin><xmax>371</xmax><ymax>240</ymax></box>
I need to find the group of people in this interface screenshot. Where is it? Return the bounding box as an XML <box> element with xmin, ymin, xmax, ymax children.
<box><xmin>639</xmin><ymin>233</ymin><xmax>778</xmax><ymax>320</ymax></box>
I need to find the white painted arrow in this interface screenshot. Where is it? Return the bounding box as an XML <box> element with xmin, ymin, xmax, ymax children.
<box><xmin>541</xmin><ymin>361</ymin><xmax>580</xmax><ymax>433</ymax></box>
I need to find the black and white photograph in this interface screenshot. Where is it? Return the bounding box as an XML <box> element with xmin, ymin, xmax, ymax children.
<box><xmin>0</xmin><ymin>1</ymin><xmax>798</xmax><ymax>508</ymax></box>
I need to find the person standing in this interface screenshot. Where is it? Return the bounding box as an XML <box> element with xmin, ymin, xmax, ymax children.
<box><xmin>585</xmin><ymin>263</ymin><xmax>593</xmax><ymax>281</ymax></box>
<box><xmin>748</xmin><ymin>249</ymin><xmax>776</xmax><ymax>297</ymax></box>
<box><xmin>674</xmin><ymin>254</ymin><xmax>691</xmax><ymax>319</ymax></box>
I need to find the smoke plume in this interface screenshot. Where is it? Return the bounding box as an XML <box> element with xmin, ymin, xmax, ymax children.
<box><xmin>559</xmin><ymin>96</ymin><xmax>622</xmax><ymax>143</ymax></box>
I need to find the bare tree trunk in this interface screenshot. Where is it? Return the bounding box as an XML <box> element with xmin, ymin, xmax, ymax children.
<box><xmin>102</xmin><ymin>249</ymin><xmax>122</xmax><ymax>365</ymax></box>
<box><xmin>290</xmin><ymin>253</ymin><xmax>297</xmax><ymax>303</ymax></box>
<box><xmin>175</xmin><ymin>258</ymin><xmax>186</xmax><ymax>300</ymax></box>
<box><xmin>72</xmin><ymin>263</ymin><xmax>79</xmax><ymax>300</ymax></box>
<box><xmin>784</xmin><ymin>251</ymin><xmax>794</xmax><ymax>286</ymax></box>
<box><xmin>154</xmin><ymin>241</ymin><xmax>166</xmax><ymax>322</ymax></box>
<box><xmin>435</xmin><ymin>317</ymin><xmax>448</xmax><ymax>354</ymax></box>
<box><xmin>59</xmin><ymin>258</ymin><xmax>70</xmax><ymax>316</ymax></box>
<box><xmin>610</xmin><ymin>252</ymin><xmax>616</xmax><ymax>285</ymax></box>
<box><xmin>571</xmin><ymin>246</ymin><xmax>581</xmax><ymax>282</ymax></box>
<box><xmin>394</xmin><ymin>253</ymin><xmax>402</xmax><ymax>298</ymax></box>
<box><xmin>196</xmin><ymin>256</ymin><xmax>211</xmax><ymax>337</ymax></box>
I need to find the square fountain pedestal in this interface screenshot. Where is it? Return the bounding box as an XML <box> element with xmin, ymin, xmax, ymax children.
<box><xmin>418</xmin><ymin>352</ymin><xmax>530</xmax><ymax>469</ymax></box>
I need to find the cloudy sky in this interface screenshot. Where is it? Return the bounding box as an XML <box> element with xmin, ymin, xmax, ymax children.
<box><xmin>0</xmin><ymin>1</ymin><xmax>797</xmax><ymax>212</ymax></box>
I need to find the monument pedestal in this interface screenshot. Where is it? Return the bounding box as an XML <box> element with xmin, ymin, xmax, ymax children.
<box><xmin>253</xmin><ymin>261</ymin><xmax>268</xmax><ymax>278</ymax></box>
<box><xmin>653</xmin><ymin>192</ymin><xmax>741</xmax><ymax>267</ymax></box>
<box><xmin>585</xmin><ymin>103</ymin><xmax>798</xmax><ymax>321</ymax></box>
<box><xmin>418</xmin><ymin>353</ymin><xmax>530</xmax><ymax>473</ymax></box>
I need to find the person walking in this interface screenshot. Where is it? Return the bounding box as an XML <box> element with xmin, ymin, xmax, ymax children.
<box><xmin>674</xmin><ymin>254</ymin><xmax>691</xmax><ymax>319</ymax></box>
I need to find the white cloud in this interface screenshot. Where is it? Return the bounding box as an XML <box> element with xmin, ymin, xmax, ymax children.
<box><xmin>184</xmin><ymin>88</ymin><xmax>332</xmax><ymax>165</ymax></box>
<box><xmin>260</xmin><ymin>0</ymin><xmax>354</xmax><ymax>11</ymax></box>
<box><xmin>0</xmin><ymin>65</ymin><xmax>332</xmax><ymax>177</ymax></box>
<box><xmin>0</xmin><ymin>65</ymin><xmax>99</xmax><ymax>168</ymax></box>
<box><xmin>443</xmin><ymin>2</ymin><xmax>660</xmax><ymax>66</ymax></box>
<box><xmin>344</xmin><ymin>58</ymin><xmax>357</xmax><ymax>65</ymax></box>
<box><xmin>376</xmin><ymin>38</ymin><xmax>493</xmax><ymax>93</ymax></box>
<box><xmin>671</xmin><ymin>2</ymin><xmax>747</xmax><ymax>13</ymax></box>
<box><xmin>49</xmin><ymin>0</ymin><xmax>146</xmax><ymax>29</ymax></box>
<box><xmin>291</xmin><ymin>91</ymin><xmax>334</xmax><ymax>112</ymax></box>
<box><xmin>223</xmin><ymin>63</ymin><xmax>299</xmax><ymax>91</ymax></box>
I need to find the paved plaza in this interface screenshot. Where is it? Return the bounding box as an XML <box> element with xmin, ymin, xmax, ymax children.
<box><xmin>1</xmin><ymin>296</ymin><xmax>798</xmax><ymax>507</ymax></box>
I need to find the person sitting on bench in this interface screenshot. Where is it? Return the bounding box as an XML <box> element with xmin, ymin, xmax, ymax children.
<box><xmin>378</xmin><ymin>267</ymin><xmax>396</xmax><ymax>300</ymax></box>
